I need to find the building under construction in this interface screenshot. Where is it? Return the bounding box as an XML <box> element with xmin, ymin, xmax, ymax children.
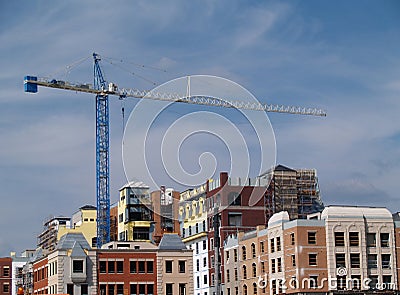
<box><xmin>262</xmin><ymin>164</ymin><xmax>324</xmax><ymax>221</ymax></box>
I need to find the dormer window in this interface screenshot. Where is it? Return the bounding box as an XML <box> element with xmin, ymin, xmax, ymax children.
<box><xmin>72</xmin><ymin>260</ymin><xmax>84</xmax><ymax>273</ymax></box>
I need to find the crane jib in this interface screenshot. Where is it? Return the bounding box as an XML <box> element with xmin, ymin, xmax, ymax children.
<box><xmin>24</xmin><ymin>76</ymin><xmax>327</xmax><ymax>116</ymax></box>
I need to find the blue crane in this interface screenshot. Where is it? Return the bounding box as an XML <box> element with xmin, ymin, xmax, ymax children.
<box><xmin>24</xmin><ymin>52</ymin><xmax>326</xmax><ymax>248</ymax></box>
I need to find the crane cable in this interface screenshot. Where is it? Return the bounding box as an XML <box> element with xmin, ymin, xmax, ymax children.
<box><xmin>102</xmin><ymin>56</ymin><xmax>158</xmax><ymax>86</ymax></box>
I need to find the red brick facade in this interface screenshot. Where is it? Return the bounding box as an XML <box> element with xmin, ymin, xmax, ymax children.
<box><xmin>33</xmin><ymin>257</ymin><xmax>48</xmax><ymax>295</ymax></box>
<box><xmin>0</xmin><ymin>258</ymin><xmax>12</xmax><ymax>295</ymax></box>
<box><xmin>98</xmin><ymin>250</ymin><xmax>157</xmax><ymax>295</ymax></box>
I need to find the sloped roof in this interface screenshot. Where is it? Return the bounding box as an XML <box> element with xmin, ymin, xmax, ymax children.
<box><xmin>158</xmin><ymin>234</ymin><xmax>186</xmax><ymax>250</ymax></box>
<box><xmin>57</xmin><ymin>233</ymin><xmax>91</xmax><ymax>250</ymax></box>
<box><xmin>70</xmin><ymin>242</ymin><xmax>87</xmax><ymax>257</ymax></box>
<box><xmin>274</xmin><ymin>164</ymin><xmax>296</xmax><ymax>172</ymax></box>
<box><xmin>120</xmin><ymin>181</ymin><xmax>149</xmax><ymax>191</ymax></box>
<box><xmin>79</xmin><ymin>205</ymin><xmax>96</xmax><ymax>210</ymax></box>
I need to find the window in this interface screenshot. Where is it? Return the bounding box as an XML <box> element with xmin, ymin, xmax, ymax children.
<box><xmin>147</xmin><ymin>284</ymin><xmax>154</xmax><ymax>295</ymax></box>
<box><xmin>234</xmin><ymin>249</ymin><xmax>238</xmax><ymax>262</ymax></box>
<box><xmin>108</xmin><ymin>284</ymin><xmax>115</xmax><ymax>295</ymax></box>
<box><xmin>119</xmin><ymin>213</ymin><xmax>123</xmax><ymax>223</ymax></box>
<box><xmin>349</xmin><ymin>232</ymin><xmax>359</xmax><ymax>246</ymax></box>
<box><xmin>251</xmin><ymin>243</ymin><xmax>256</xmax><ymax>258</ymax></box>
<box><xmin>276</xmin><ymin>237</ymin><xmax>281</xmax><ymax>251</ymax></box>
<box><xmin>351</xmin><ymin>275</ymin><xmax>361</xmax><ymax>290</ymax></box>
<box><xmin>252</xmin><ymin>263</ymin><xmax>257</xmax><ymax>277</ymax></box>
<box><xmin>228</xmin><ymin>213</ymin><xmax>242</xmax><ymax>226</ymax></box>
<box><xmin>234</xmin><ymin>268</ymin><xmax>238</xmax><ymax>280</ymax></box>
<box><xmin>369</xmin><ymin>276</ymin><xmax>378</xmax><ymax>290</ymax></box>
<box><xmin>271</xmin><ymin>259</ymin><xmax>275</xmax><ymax>273</ymax></box>
<box><xmin>228</xmin><ymin>192</ymin><xmax>241</xmax><ymax>205</ymax></box>
<box><xmin>337</xmin><ymin>276</ymin><xmax>347</xmax><ymax>290</ymax></box>
<box><xmin>277</xmin><ymin>258</ymin><xmax>282</xmax><ymax>272</ymax></box>
<box><xmin>309</xmin><ymin>276</ymin><xmax>318</xmax><ymax>289</ymax></box>
<box><xmin>260</xmin><ymin>241</ymin><xmax>264</xmax><ymax>253</ymax></box>
<box><xmin>130</xmin><ymin>284</ymin><xmax>137</xmax><ymax>295</ymax></box>
<box><xmin>367</xmin><ymin>233</ymin><xmax>376</xmax><ymax>247</ymax></box>
<box><xmin>179</xmin><ymin>284</ymin><xmax>186</xmax><ymax>295</ymax></box>
<box><xmin>381</xmin><ymin>233</ymin><xmax>390</xmax><ymax>247</ymax></box>
<box><xmin>166</xmin><ymin>283</ymin><xmax>173</xmax><ymax>295</ymax></box>
<box><xmin>368</xmin><ymin>254</ymin><xmax>377</xmax><ymax>268</ymax></box>
<box><xmin>117</xmin><ymin>284</ymin><xmax>124</xmax><ymax>295</ymax></box>
<box><xmin>336</xmin><ymin>253</ymin><xmax>346</xmax><ymax>268</ymax></box>
<box><xmin>179</xmin><ymin>260</ymin><xmax>186</xmax><ymax>273</ymax></box>
<box><xmin>211</xmin><ymin>238</ymin><xmax>214</xmax><ymax>249</ymax></box>
<box><xmin>130</xmin><ymin>261</ymin><xmax>137</xmax><ymax>273</ymax></box>
<box><xmin>334</xmin><ymin>232</ymin><xmax>345</xmax><ymax>246</ymax></box>
<box><xmin>261</xmin><ymin>261</ymin><xmax>265</xmax><ymax>273</ymax></box>
<box><xmin>100</xmin><ymin>285</ymin><xmax>107</xmax><ymax>295</ymax></box>
<box><xmin>73</xmin><ymin>260</ymin><xmax>84</xmax><ymax>273</ymax></box>
<box><xmin>67</xmin><ymin>284</ymin><xmax>74</xmax><ymax>295</ymax></box>
<box><xmin>292</xmin><ymin>255</ymin><xmax>296</xmax><ymax>267</ymax></box>
<box><xmin>138</xmin><ymin>261</ymin><xmax>145</xmax><ymax>273</ymax></box>
<box><xmin>350</xmin><ymin>253</ymin><xmax>360</xmax><ymax>268</ymax></box>
<box><xmin>203</xmin><ymin>240</ymin><xmax>207</xmax><ymax>250</ymax></box>
<box><xmin>117</xmin><ymin>261</ymin><xmax>123</xmax><ymax>273</ymax></box>
<box><xmin>204</xmin><ymin>274</ymin><xmax>207</xmax><ymax>284</ymax></box>
<box><xmin>242</xmin><ymin>246</ymin><xmax>247</xmax><ymax>260</ymax></box>
<box><xmin>253</xmin><ymin>282</ymin><xmax>257</xmax><ymax>295</ymax></box>
<box><xmin>108</xmin><ymin>261</ymin><xmax>115</xmax><ymax>273</ymax></box>
<box><xmin>290</xmin><ymin>233</ymin><xmax>295</xmax><ymax>245</ymax></box>
<box><xmin>242</xmin><ymin>265</ymin><xmax>247</xmax><ymax>279</ymax></box>
<box><xmin>271</xmin><ymin>280</ymin><xmax>277</xmax><ymax>295</ymax></box>
<box><xmin>147</xmin><ymin>261</ymin><xmax>153</xmax><ymax>273</ymax></box>
<box><xmin>3</xmin><ymin>266</ymin><xmax>9</xmax><ymax>277</ymax></box>
<box><xmin>203</xmin><ymin>257</ymin><xmax>207</xmax><ymax>267</ymax></box>
<box><xmin>383</xmin><ymin>275</ymin><xmax>392</xmax><ymax>288</ymax></box>
<box><xmin>243</xmin><ymin>284</ymin><xmax>248</xmax><ymax>295</ymax></box>
<box><xmin>197</xmin><ymin>259</ymin><xmax>200</xmax><ymax>271</ymax></box>
<box><xmin>226</xmin><ymin>251</ymin><xmax>230</xmax><ymax>262</ymax></box>
<box><xmin>81</xmin><ymin>284</ymin><xmax>88</xmax><ymax>295</ymax></box>
<box><xmin>196</xmin><ymin>243</ymin><xmax>199</xmax><ymax>254</ymax></box>
<box><xmin>166</xmin><ymin>261</ymin><xmax>172</xmax><ymax>273</ymax></box>
<box><xmin>197</xmin><ymin>276</ymin><xmax>200</xmax><ymax>288</ymax></box>
<box><xmin>226</xmin><ymin>269</ymin><xmax>230</xmax><ymax>282</ymax></box>
<box><xmin>308</xmin><ymin>232</ymin><xmax>316</xmax><ymax>244</ymax></box>
<box><xmin>270</xmin><ymin>238</ymin><xmax>275</xmax><ymax>253</ymax></box>
<box><xmin>196</xmin><ymin>223</ymin><xmax>199</xmax><ymax>234</ymax></box>
<box><xmin>382</xmin><ymin>254</ymin><xmax>391</xmax><ymax>269</ymax></box>
<box><xmin>100</xmin><ymin>261</ymin><xmax>107</xmax><ymax>273</ymax></box>
<box><xmin>309</xmin><ymin>253</ymin><xmax>317</xmax><ymax>266</ymax></box>
<box><xmin>3</xmin><ymin>283</ymin><xmax>9</xmax><ymax>293</ymax></box>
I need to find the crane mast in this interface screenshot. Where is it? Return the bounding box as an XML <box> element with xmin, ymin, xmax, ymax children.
<box><xmin>93</xmin><ymin>53</ymin><xmax>110</xmax><ymax>247</ymax></box>
<box><xmin>24</xmin><ymin>52</ymin><xmax>326</xmax><ymax>249</ymax></box>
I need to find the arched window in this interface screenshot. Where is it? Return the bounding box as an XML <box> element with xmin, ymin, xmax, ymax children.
<box><xmin>243</xmin><ymin>265</ymin><xmax>247</xmax><ymax>279</ymax></box>
<box><xmin>251</xmin><ymin>243</ymin><xmax>256</xmax><ymax>258</ymax></box>
<box><xmin>243</xmin><ymin>284</ymin><xmax>248</xmax><ymax>295</ymax></box>
<box><xmin>253</xmin><ymin>282</ymin><xmax>257</xmax><ymax>295</ymax></box>
<box><xmin>242</xmin><ymin>246</ymin><xmax>247</xmax><ymax>260</ymax></box>
<box><xmin>252</xmin><ymin>263</ymin><xmax>257</xmax><ymax>277</ymax></box>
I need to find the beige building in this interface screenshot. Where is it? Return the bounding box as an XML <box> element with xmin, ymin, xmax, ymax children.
<box><xmin>157</xmin><ymin>234</ymin><xmax>194</xmax><ymax>295</ymax></box>
<box><xmin>222</xmin><ymin>206</ymin><xmax>398</xmax><ymax>295</ymax></box>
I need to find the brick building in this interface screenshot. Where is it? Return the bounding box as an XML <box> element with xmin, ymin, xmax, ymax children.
<box><xmin>97</xmin><ymin>241</ymin><xmax>157</xmax><ymax>295</ymax></box>
<box><xmin>0</xmin><ymin>258</ymin><xmax>12</xmax><ymax>295</ymax></box>
<box><xmin>222</xmin><ymin>206</ymin><xmax>399</xmax><ymax>295</ymax></box>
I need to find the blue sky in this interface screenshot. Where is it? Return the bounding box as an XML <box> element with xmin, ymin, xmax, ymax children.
<box><xmin>1</xmin><ymin>0</ymin><xmax>399</xmax><ymax>257</ymax></box>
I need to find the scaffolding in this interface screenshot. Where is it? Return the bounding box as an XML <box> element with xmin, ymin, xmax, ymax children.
<box><xmin>263</xmin><ymin>165</ymin><xmax>324</xmax><ymax>222</ymax></box>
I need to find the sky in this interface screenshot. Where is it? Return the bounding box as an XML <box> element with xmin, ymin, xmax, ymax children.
<box><xmin>1</xmin><ymin>0</ymin><xmax>399</xmax><ymax>257</ymax></box>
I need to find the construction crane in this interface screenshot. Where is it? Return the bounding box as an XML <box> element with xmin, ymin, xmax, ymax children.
<box><xmin>24</xmin><ymin>52</ymin><xmax>326</xmax><ymax>248</ymax></box>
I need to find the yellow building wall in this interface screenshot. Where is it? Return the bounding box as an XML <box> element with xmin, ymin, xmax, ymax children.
<box><xmin>57</xmin><ymin>209</ymin><xmax>97</xmax><ymax>247</ymax></box>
